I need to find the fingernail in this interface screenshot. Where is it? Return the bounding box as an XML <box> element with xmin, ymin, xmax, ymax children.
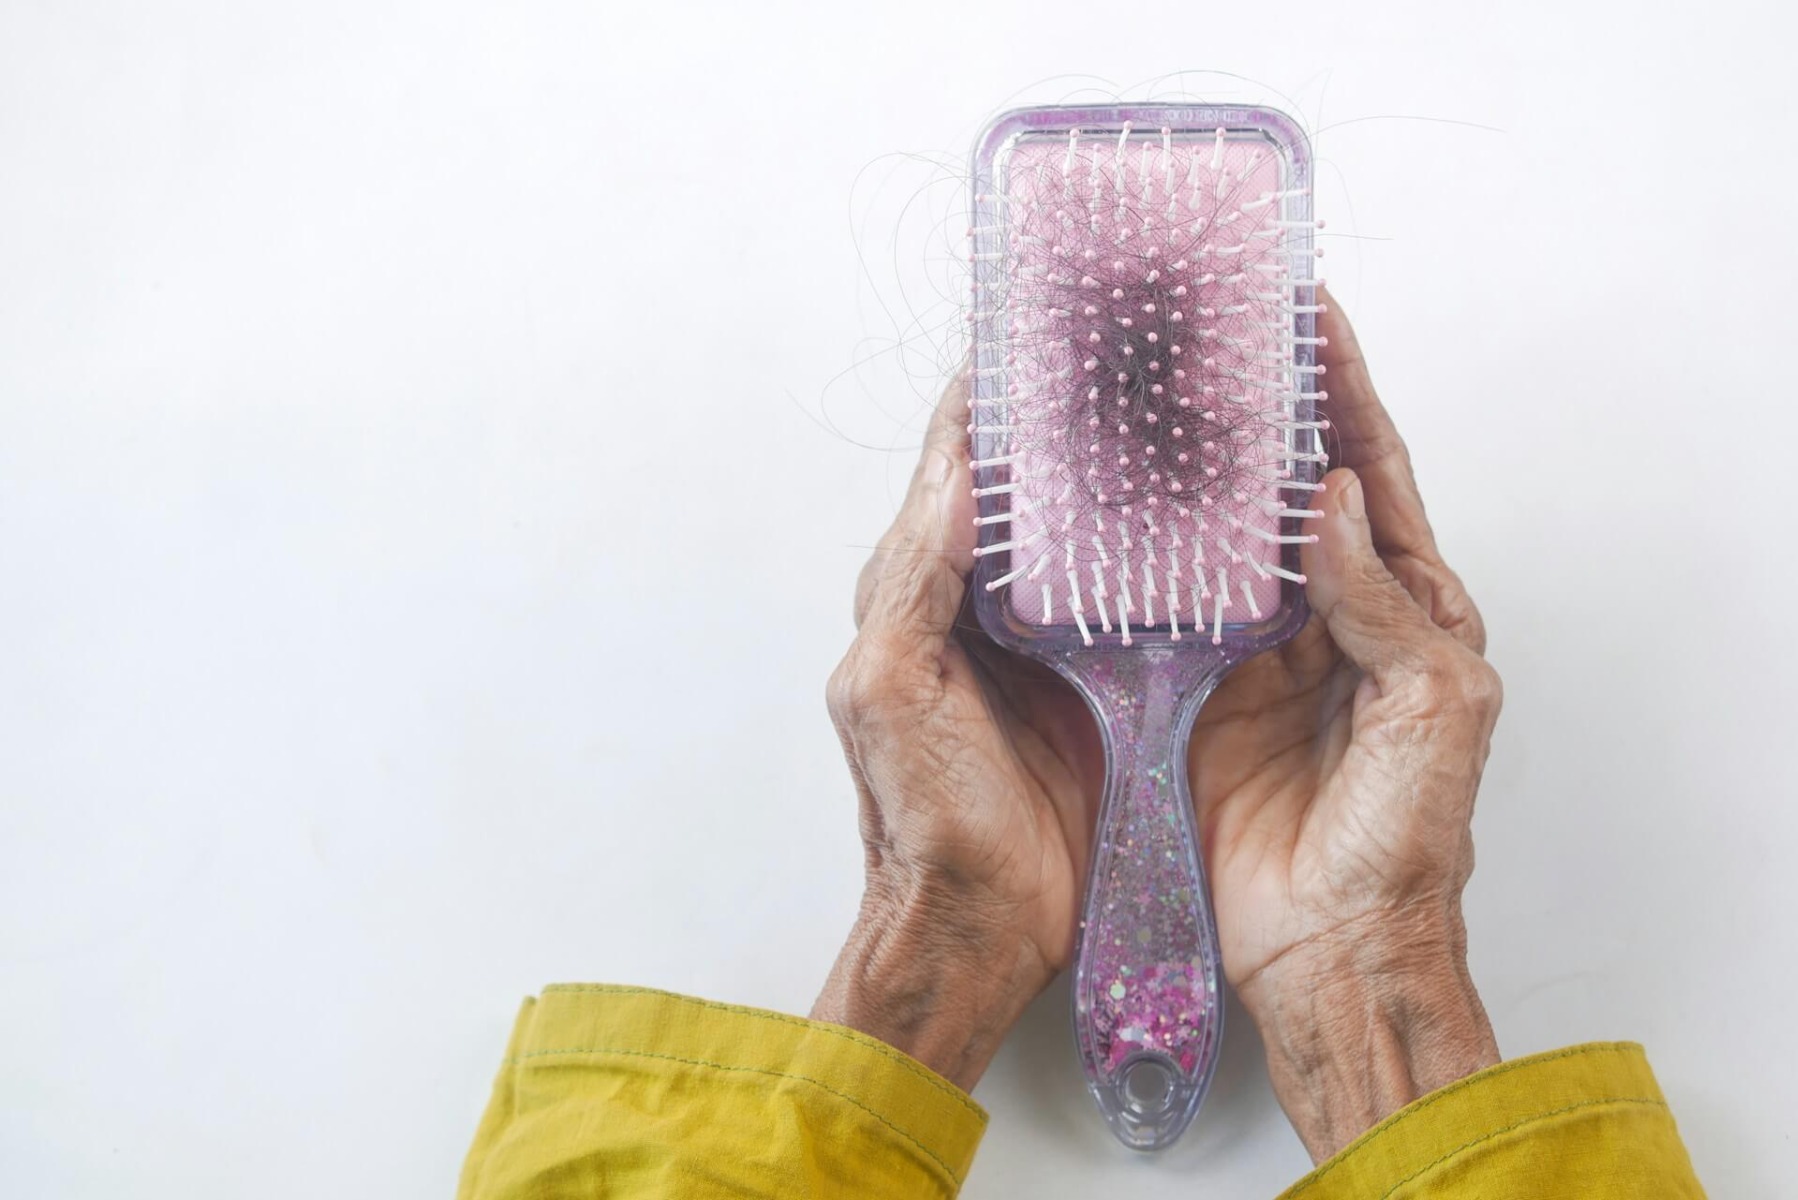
<box><xmin>1341</xmin><ymin>472</ymin><xmax>1365</xmax><ymax>520</ymax></box>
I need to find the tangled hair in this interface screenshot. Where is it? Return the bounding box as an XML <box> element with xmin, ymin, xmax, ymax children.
<box><xmin>972</xmin><ymin>124</ymin><xmax>1324</xmax><ymax>641</ymax></box>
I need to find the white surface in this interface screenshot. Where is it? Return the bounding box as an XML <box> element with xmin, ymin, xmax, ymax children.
<box><xmin>1</xmin><ymin>2</ymin><xmax>1792</xmax><ymax>1196</ymax></box>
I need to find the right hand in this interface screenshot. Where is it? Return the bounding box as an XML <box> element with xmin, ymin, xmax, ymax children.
<box><xmin>1189</xmin><ymin>288</ymin><xmax>1505</xmax><ymax>1159</ymax></box>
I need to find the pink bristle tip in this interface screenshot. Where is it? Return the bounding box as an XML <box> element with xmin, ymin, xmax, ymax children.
<box><xmin>968</xmin><ymin>116</ymin><xmax>1325</xmax><ymax>641</ymax></box>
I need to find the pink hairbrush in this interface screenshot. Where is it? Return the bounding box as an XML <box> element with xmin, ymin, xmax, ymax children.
<box><xmin>966</xmin><ymin>104</ymin><xmax>1325</xmax><ymax>1149</ymax></box>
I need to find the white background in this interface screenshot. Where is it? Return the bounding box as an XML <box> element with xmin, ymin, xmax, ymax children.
<box><xmin>2</xmin><ymin>1</ymin><xmax>1792</xmax><ymax>1196</ymax></box>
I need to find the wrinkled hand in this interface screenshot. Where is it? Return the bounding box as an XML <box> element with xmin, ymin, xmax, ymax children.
<box><xmin>1191</xmin><ymin>287</ymin><xmax>1503</xmax><ymax>1157</ymax></box>
<box><xmin>812</xmin><ymin>372</ymin><xmax>1103</xmax><ymax>1091</ymax></box>
<box><xmin>815</xmin><ymin>293</ymin><xmax>1505</xmax><ymax>1142</ymax></box>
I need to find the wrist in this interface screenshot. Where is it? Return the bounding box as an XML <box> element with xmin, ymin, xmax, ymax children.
<box><xmin>1237</xmin><ymin>910</ymin><xmax>1499</xmax><ymax>1161</ymax></box>
<box><xmin>811</xmin><ymin>875</ymin><xmax>1047</xmax><ymax>1092</ymax></box>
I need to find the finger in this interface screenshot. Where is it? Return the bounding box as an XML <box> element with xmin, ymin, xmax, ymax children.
<box><xmin>852</xmin><ymin>369</ymin><xmax>976</xmax><ymax>643</ymax></box>
<box><xmin>1301</xmin><ymin>468</ymin><xmax>1460</xmax><ymax>683</ymax></box>
<box><xmin>1316</xmin><ymin>291</ymin><xmax>1489</xmax><ymax>655</ymax></box>
<box><xmin>1315</xmin><ymin>286</ymin><xmax>1441</xmax><ymax>566</ymax></box>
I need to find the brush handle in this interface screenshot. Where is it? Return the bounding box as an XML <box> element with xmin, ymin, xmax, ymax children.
<box><xmin>1059</xmin><ymin>648</ymin><xmax>1226</xmax><ymax>1151</ymax></box>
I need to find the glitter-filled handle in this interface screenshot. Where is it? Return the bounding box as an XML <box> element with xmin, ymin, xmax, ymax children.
<box><xmin>1060</xmin><ymin>647</ymin><xmax>1226</xmax><ymax>1151</ymax></box>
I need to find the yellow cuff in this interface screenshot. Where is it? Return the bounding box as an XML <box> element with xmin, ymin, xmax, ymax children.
<box><xmin>460</xmin><ymin>984</ymin><xmax>988</xmax><ymax>1199</ymax></box>
<box><xmin>1277</xmin><ymin>1042</ymin><xmax>1706</xmax><ymax>1199</ymax></box>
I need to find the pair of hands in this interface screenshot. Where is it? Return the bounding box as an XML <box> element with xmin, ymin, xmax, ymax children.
<box><xmin>812</xmin><ymin>290</ymin><xmax>1502</xmax><ymax>1160</ymax></box>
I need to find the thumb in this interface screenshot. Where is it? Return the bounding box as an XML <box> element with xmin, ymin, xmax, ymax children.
<box><xmin>1300</xmin><ymin>468</ymin><xmax>1448</xmax><ymax>682</ymax></box>
<box><xmin>853</xmin><ymin>370</ymin><xmax>976</xmax><ymax>641</ymax></box>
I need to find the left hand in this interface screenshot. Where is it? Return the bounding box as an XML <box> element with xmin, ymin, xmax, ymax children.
<box><xmin>812</xmin><ymin>368</ymin><xmax>1104</xmax><ymax>1091</ymax></box>
<box><xmin>1185</xmin><ymin>290</ymin><xmax>1503</xmax><ymax>1157</ymax></box>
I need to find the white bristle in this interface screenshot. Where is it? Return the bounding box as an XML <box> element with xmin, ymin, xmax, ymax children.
<box><xmin>1071</xmin><ymin>588</ymin><xmax>1093</xmax><ymax>646</ymax></box>
<box><xmin>984</xmin><ymin>565</ymin><xmax>1026</xmax><ymax>591</ymax></box>
<box><xmin>1241</xmin><ymin>579</ymin><xmax>1263</xmax><ymax>620</ymax></box>
<box><xmin>1244</xmin><ymin>525</ymin><xmax>1316</xmax><ymax>546</ymax></box>
<box><xmin>969</xmin><ymin>118</ymin><xmax>1325</xmax><ymax>643</ymax></box>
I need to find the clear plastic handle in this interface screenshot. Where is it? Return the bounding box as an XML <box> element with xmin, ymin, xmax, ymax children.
<box><xmin>1057</xmin><ymin>647</ymin><xmax>1227</xmax><ymax>1151</ymax></box>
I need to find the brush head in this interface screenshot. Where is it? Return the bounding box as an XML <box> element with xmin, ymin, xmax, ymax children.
<box><xmin>968</xmin><ymin>105</ymin><xmax>1325</xmax><ymax>653</ymax></box>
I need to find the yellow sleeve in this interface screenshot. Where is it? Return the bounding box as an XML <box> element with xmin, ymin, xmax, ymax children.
<box><xmin>456</xmin><ymin>984</ymin><xmax>987</xmax><ymax>1199</ymax></box>
<box><xmin>1279</xmin><ymin>1041</ymin><xmax>1707</xmax><ymax>1199</ymax></box>
<box><xmin>459</xmin><ymin>986</ymin><xmax>1703</xmax><ymax>1200</ymax></box>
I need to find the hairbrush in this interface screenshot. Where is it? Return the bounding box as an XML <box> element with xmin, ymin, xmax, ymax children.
<box><xmin>966</xmin><ymin>104</ymin><xmax>1325</xmax><ymax>1149</ymax></box>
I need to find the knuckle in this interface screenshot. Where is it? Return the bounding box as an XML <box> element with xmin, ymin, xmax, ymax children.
<box><xmin>853</xmin><ymin>558</ymin><xmax>880</xmax><ymax>629</ymax></box>
<box><xmin>1419</xmin><ymin>645</ymin><xmax>1503</xmax><ymax>720</ymax></box>
<box><xmin>824</xmin><ymin>639</ymin><xmax>909</xmax><ymax>729</ymax></box>
<box><xmin>825</xmin><ymin>650</ymin><xmax>871</xmax><ymax>727</ymax></box>
<box><xmin>1349</xmin><ymin>550</ymin><xmax>1401</xmax><ymax>593</ymax></box>
<box><xmin>1430</xmin><ymin>569</ymin><xmax>1489</xmax><ymax>656</ymax></box>
<box><xmin>1457</xmin><ymin>604</ymin><xmax>1489</xmax><ymax>657</ymax></box>
<box><xmin>1353</xmin><ymin>569</ymin><xmax>1428</xmax><ymax>643</ymax></box>
<box><xmin>1467</xmin><ymin>658</ymin><xmax>1504</xmax><ymax>719</ymax></box>
<box><xmin>855</xmin><ymin>526</ymin><xmax>936</xmax><ymax>634</ymax></box>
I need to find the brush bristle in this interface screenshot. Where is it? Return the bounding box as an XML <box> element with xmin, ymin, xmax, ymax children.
<box><xmin>970</xmin><ymin>123</ymin><xmax>1327</xmax><ymax>646</ymax></box>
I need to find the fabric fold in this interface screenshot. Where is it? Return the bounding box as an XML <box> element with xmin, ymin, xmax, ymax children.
<box><xmin>458</xmin><ymin>983</ymin><xmax>988</xmax><ymax>1199</ymax></box>
<box><xmin>1276</xmin><ymin>1041</ymin><xmax>1706</xmax><ymax>1199</ymax></box>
